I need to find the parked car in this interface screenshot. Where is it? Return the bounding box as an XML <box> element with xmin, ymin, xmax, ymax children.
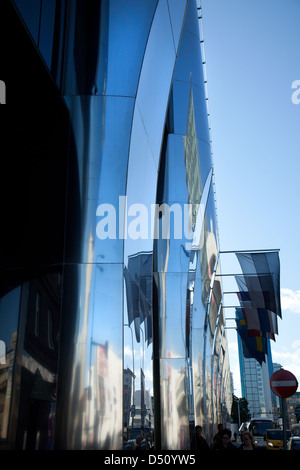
<box><xmin>287</xmin><ymin>436</ymin><xmax>300</xmax><ymax>450</ymax></box>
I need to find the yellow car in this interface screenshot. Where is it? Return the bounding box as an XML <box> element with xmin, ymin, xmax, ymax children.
<box><xmin>265</xmin><ymin>429</ymin><xmax>291</xmax><ymax>450</ymax></box>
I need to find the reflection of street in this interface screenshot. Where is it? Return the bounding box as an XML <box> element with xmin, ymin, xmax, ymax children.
<box><xmin>161</xmin><ymin>354</ymin><xmax>189</xmax><ymax>450</ymax></box>
<box><xmin>124</xmin><ymin>252</ymin><xmax>154</xmax><ymax>442</ymax></box>
<box><xmin>0</xmin><ymin>332</ymin><xmax>17</xmax><ymax>440</ymax></box>
<box><xmin>0</xmin><ymin>274</ymin><xmax>61</xmax><ymax>449</ymax></box>
<box><xmin>85</xmin><ymin>341</ymin><xmax>122</xmax><ymax>449</ymax></box>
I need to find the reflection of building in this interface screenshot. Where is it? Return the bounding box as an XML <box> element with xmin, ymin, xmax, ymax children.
<box><xmin>0</xmin><ymin>332</ymin><xmax>17</xmax><ymax>440</ymax></box>
<box><xmin>0</xmin><ymin>274</ymin><xmax>60</xmax><ymax>449</ymax></box>
<box><xmin>0</xmin><ymin>0</ymin><xmax>232</xmax><ymax>450</ymax></box>
<box><xmin>123</xmin><ymin>368</ymin><xmax>135</xmax><ymax>432</ymax></box>
<box><xmin>133</xmin><ymin>388</ymin><xmax>153</xmax><ymax>431</ymax></box>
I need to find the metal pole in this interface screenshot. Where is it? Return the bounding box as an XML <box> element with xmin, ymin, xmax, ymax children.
<box><xmin>215</xmin><ymin>273</ymin><xmax>274</xmax><ymax>277</ymax></box>
<box><xmin>219</xmin><ymin>249</ymin><xmax>280</xmax><ymax>254</ymax></box>
<box><xmin>281</xmin><ymin>398</ymin><xmax>287</xmax><ymax>450</ymax></box>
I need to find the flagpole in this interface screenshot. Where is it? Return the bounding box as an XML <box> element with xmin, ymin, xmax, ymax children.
<box><xmin>215</xmin><ymin>273</ymin><xmax>274</xmax><ymax>276</ymax></box>
<box><xmin>219</xmin><ymin>249</ymin><xmax>280</xmax><ymax>254</ymax></box>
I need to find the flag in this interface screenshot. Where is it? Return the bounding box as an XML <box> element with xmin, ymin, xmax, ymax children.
<box><xmin>235</xmin><ymin>274</ymin><xmax>278</xmax><ymax>315</ymax></box>
<box><xmin>235</xmin><ymin>251</ymin><xmax>282</xmax><ymax>318</ymax></box>
<box><xmin>236</xmin><ymin>292</ymin><xmax>278</xmax><ymax>340</ymax></box>
<box><xmin>235</xmin><ymin>308</ymin><xmax>267</xmax><ymax>365</ymax></box>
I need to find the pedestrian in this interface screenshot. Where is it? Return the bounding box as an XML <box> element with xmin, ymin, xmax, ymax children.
<box><xmin>135</xmin><ymin>435</ymin><xmax>142</xmax><ymax>451</ymax></box>
<box><xmin>213</xmin><ymin>429</ymin><xmax>237</xmax><ymax>451</ymax></box>
<box><xmin>212</xmin><ymin>423</ymin><xmax>224</xmax><ymax>449</ymax></box>
<box><xmin>238</xmin><ymin>431</ymin><xmax>256</xmax><ymax>451</ymax></box>
<box><xmin>192</xmin><ymin>425</ymin><xmax>210</xmax><ymax>451</ymax></box>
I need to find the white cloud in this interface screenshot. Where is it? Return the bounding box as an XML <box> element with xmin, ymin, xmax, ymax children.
<box><xmin>281</xmin><ymin>288</ymin><xmax>300</xmax><ymax>314</ymax></box>
<box><xmin>292</xmin><ymin>340</ymin><xmax>300</xmax><ymax>349</ymax></box>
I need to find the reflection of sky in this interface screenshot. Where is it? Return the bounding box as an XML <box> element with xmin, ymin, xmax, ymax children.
<box><xmin>135</xmin><ymin>0</ymin><xmax>176</xmax><ymax>166</ymax></box>
<box><xmin>104</xmin><ymin>0</ymin><xmax>158</xmax><ymax>97</ymax></box>
<box><xmin>124</xmin><ymin>0</ymin><xmax>188</xmax><ymax>268</ymax></box>
<box><xmin>84</xmin><ymin>263</ymin><xmax>123</xmax><ymax>385</ymax></box>
<box><xmin>124</xmin><ymin>321</ymin><xmax>153</xmax><ymax>393</ymax></box>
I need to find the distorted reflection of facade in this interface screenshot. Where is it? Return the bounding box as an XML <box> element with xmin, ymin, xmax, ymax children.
<box><xmin>0</xmin><ymin>0</ymin><xmax>232</xmax><ymax>450</ymax></box>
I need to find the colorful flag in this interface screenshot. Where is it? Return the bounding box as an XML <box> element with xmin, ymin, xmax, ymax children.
<box><xmin>235</xmin><ymin>251</ymin><xmax>281</xmax><ymax>318</ymax></box>
<box><xmin>235</xmin><ymin>308</ymin><xmax>267</xmax><ymax>365</ymax></box>
<box><xmin>236</xmin><ymin>292</ymin><xmax>278</xmax><ymax>340</ymax></box>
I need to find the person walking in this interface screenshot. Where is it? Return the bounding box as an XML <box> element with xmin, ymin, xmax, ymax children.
<box><xmin>212</xmin><ymin>423</ymin><xmax>224</xmax><ymax>449</ymax></box>
<box><xmin>238</xmin><ymin>432</ymin><xmax>256</xmax><ymax>451</ymax></box>
<box><xmin>193</xmin><ymin>425</ymin><xmax>210</xmax><ymax>451</ymax></box>
<box><xmin>213</xmin><ymin>429</ymin><xmax>237</xmax><ymax>451</ymax></box>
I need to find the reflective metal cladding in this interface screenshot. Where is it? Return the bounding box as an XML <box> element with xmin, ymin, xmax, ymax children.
<box><xmin>0</xmin><ymin>0</ymin><xmax>232</xmax><ymax>450</ymax></box>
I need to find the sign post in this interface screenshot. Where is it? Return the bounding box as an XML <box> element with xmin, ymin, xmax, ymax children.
<box><xmin>270</xmin><ymin>369</ymin><xmax>298</xmax><ymax>450</ymax></box>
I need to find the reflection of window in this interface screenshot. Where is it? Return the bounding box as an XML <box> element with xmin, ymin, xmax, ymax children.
<box><xmin>48</xmin><ymin>310</ymin><xmax>54</xmax><ymax>349</ymax></box>
<box><xmin>34</xmin><ymin>293</ymin><xmax>40</xmax><ymax>337</ymax></box>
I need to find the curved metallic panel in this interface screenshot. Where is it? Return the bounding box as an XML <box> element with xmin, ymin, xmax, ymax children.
<box><xmin>158</xmin><ymin>272</ymin><xmax>189</xmax><ymax>359</ymax></box>
<box><xmin>54</xmin><ymin>92</ymin><xmax>131</xmax><ymax>447</ymax></box>
<box><xmin>54</xmin><ymin>0</ymin><xmax>162</xmax><ymax>449</ymax></box>
<box><xmin>38</xmin><ymin>0</ymin><xmax>56</xmax><ymax>69</ymax></box>
<box><xmin>55</xmin><ymin>263</ymin><xmax>123</xmax><ymax>449</ymax></box>
<box><xmin>62</xmin><ymin>1</ymin><xmax>108</xmax><ymax>96</ymax></box>
<box><xmin>160</xmin><ymin>358</ymin><xmax>189</xmax><ymax>449</ymax></box>
<box><xmin>152</xmin><ymin>0</ymin><xmax>221</xmax><ymax>449</ymax></box>
<box><xmin>12</xmin><ymin>0</ymin><xmax>41</xmax><ymax>44</ymax></box>
<box><xmin>62</xmin><ymin>0</ymin><xmax>158</xmax><ymax>98</ymax></box>
<box><xmin>123</xmin><ymin>1</ymin><xmax>187</xmax><ymax>448</ymax></box>
<box><xmin>174</xmin><ymin>29</ymin><xmax>205</xmax><ymax>89</ymax></box>
<box><xmin>105</xmin><ymin>0</ymin><xmax>158</xmax><ymax>97</ymax></box>
<box><xmin>167</xmin><ymin>0</ymin><xmax>188</xmax><ymax>49</ymax></box>
<box><xmin>134</xmin><ymin>0</ymin><xmax>176</xmax><ymax>168</ymax></box>
<box><xmin>64</xmin><ymin>94</ymin><xmax>136</xmax><ymax>262</ymax></box>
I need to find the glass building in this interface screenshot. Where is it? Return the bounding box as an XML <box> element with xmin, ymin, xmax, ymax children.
<box><xmin>238</xmin><ymin>336</ymin><xmax>274</xmax><ymax>419</ymax></box>
<box><xmin>0</xmin><ymin>0</ymin><xmax>232</xmax><ymax>450</ymax></box>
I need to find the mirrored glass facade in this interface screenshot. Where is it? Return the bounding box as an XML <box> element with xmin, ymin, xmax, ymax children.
<box><xmin>0</xmin><ymin>0</ymin><xmax>232</xmax><ymax>450</ymax></box>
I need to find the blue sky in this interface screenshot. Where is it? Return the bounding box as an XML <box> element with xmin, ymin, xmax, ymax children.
<box><xmin>201</xmin><ymin>0</ymin><xmax>300</xmax><ymax>396</ymax></box>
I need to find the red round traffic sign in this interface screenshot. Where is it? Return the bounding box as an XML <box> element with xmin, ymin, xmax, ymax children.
<box><xmin>270</xmin><ymin>369</ymin><xmax>298</xmax><ymax>399</ymax></box>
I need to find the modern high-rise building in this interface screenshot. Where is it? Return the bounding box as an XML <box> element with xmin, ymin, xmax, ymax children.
<box><xmin>0</xmin><ymin>0</ymin><xmax>232</xmax><ymax>450</ymax></box>
<box><xmin>238</xmin><ymin>336</ymin><xmax>274</xmax><ymax>420</ymax></box>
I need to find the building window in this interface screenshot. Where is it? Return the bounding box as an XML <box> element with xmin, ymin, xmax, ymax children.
<box><xmin>48</xmin><ymin>310</ymin><xmax>54</xmax><ymax>349</ymax></box>
<box><xmin>34</xmin><ymin>293</ymin><xmax>40</xmax><ymax>337</ymax></box>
